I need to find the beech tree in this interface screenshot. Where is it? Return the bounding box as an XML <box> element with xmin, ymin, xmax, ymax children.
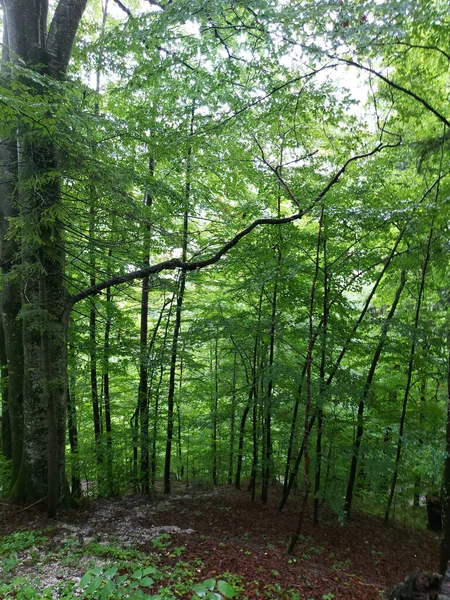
<box><xmin>0</xmin><ymin>0</ymin><xmax>89</xmax><ymax>514</ymax></box>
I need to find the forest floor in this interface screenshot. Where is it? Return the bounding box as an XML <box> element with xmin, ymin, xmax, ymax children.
<box><xmin>0</xmin><ymin>485</ymin><xmax>440</xmax><ymax>599</ymax></box>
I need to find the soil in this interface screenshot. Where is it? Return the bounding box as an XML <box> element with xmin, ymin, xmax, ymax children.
<box><xmin>0</xmin><ymin>485</ymin><xmax>440</xmax><ymax>599</ymax></box>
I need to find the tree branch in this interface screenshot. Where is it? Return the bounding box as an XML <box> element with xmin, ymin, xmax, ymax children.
<box><xmin>330</xmin><ymin>55</ymin><xmax>450</xmax><ymax>129</ymax></box>
<box><xmin>111</xmin><ymin>0</ymin><xmax>132</xmax><ymax>16</ymax></box>
<box><xmin>46</xmin><ymin>0</ymin><xmax>89</xmax><ymax>77</ymax></box>
<box><xmin>70</xmin><ymin>143</ymin><xmax>395</xmax><ymax>305</ymax></box>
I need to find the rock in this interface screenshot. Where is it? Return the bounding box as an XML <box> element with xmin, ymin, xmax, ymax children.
<box><xmin>387</xmin><ymin>569</ymin><xmax>442</xmax><ymax>600</ymax></box>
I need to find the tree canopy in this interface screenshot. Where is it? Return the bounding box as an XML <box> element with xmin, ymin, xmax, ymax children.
<box><xmin>1</xmin><ymin>0</ymin><xmax>450</xmax><ymax>568</ymax></box>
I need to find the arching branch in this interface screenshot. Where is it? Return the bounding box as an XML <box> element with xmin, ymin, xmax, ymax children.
<box><xmin>70</xmin><ymin>142</ymin><xmax>397</xmax><ymax>305</ymax></box>
<box><xmin>330</xmin><ymin>55</ymin><xmax>450</xmax><ymax>129</ymax></box>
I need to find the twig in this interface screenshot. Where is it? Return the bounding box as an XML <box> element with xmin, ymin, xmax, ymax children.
<box><xmin>17</xmin><ymin>496</ymin><xmax>48</xmax><ymax>512</ymax></box>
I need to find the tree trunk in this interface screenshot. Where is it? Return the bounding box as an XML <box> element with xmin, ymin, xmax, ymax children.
<box><xmin>164</xmin><ymin>104</ymin><xmax>193</xmax><ymax>494</ymax></box>
<box><xmin>314</xmin><ymin>206</ymin><xmax>328</xmax><ymax>524</ymax></box>
<box><xmin>212</xmin><ymin>337</ymin><xmax>219</xmax><ymax>485</ymax></box>
<box><xmin>103</xmin><ymin>283</ymin><xmax>113</xmax><ymax>495</ymax></box>
<box><xmin>228</xmin><ymin>350</ymin><xmax>237</xmax><ymax>485</ymax></box>
<box><xmin>150</xmin><ymin>296</ymin><xmax>173</xmax><ymax>486</ymax></box>
<box><xmin>1</xmin><ymin>0</ymin><xmax>88</xmax><ymax>511</ymax></box>
<box><xmin>344</xmin><ymin>268</ymin><xmax>406</xmax><ymax>518</ymax></box>
<box><xmin>440</xmin><ymin>330</ymin><xmax>450</xmax><ymax>574</ymax></box>
<box><xmin>385</xmin><ymin>229</ymin><xmax>433</xmax><ymax>523</ymax></box>
<box><xmin>67</xmin><ymin>370</ymin><xmax>81</xmax><ymax>499</ymax></box>
<box><xmin>279</xmin><ymin>227</ymin><xmax>405</xmax><ymax>512</ymax></box>
<box><xmin>249</xmin><ymin>287</ymin><xmax>264</xmax><ymax>500</ymax></box>
<box><xmin>138</xmin><ymin>156</ymin><xmax>154</xmax><ymax>493</ymax></box>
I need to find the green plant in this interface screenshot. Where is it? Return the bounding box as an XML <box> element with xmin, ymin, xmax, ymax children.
<box><xmin>192</xmin><ymin>578</ymin><xmax>237</xmax><ymax>599</ymax></box>
<box><xmin>77</xmin><ymin>564</ymin><xmax>160</xmax><ymax>599</ymax></box>
<box><xmin>0</xmin><ymin>530</ymin><xmax>48</xmax><ymax>556</ymax></box>
<box><xmin>151</xmin><ymin>534</ymin><xmax>171</xmax><ymax>550</ymax></box>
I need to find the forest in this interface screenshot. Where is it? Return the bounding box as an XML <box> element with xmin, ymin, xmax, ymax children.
<box><xmin>1</xmin><ymin>0</ymin><xmax>450</xmax><ymax>598</ymax></box>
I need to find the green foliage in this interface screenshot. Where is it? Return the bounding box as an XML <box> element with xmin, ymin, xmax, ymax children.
<box><xmin>0</xmin><ymin>531</ymin><xmax>240</xmax><ymax>600</ymax></box>
<box><xmin>77</xmin><ymin>565</ymin><xmax>160</xmax><ymax>599</ymax></box>
<box><xmin>192</xmin><ymin>578</ymin><xmax>237</xmax><ymax>599</ymax></box>
<box><xmin>2</xmin><ymin>0</ymin><xmax>450</xmax><ymax>534</ymax></box>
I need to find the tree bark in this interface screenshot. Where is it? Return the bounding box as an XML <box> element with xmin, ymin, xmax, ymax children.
<box><xmin>1</xmin><ymin>0</ymin><xmax>88</xmax><ymax>511</ymax></box>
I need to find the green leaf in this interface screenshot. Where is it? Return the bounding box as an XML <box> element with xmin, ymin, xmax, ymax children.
<box><xmin>86</xmin><ymin>576</ymin><xmax>103</xmax><ymax>594</ymax></box>
<box><xmin>140</xmin><ymin>577</ymin><xmax>154</xmax><ymax>587</ymax></box>
<box><xmin>79</xmin><ymin>572</ymin><xmax>94</xmax><ymax>588</ymax></box>
<box><xmin>204</xmin><ymin>578</ymin><xmax>216</xmax><ymax>590</ymax></box>
<box><xmin>104</xmin><ymin>566</ymin><xmax>118</xmax><ymax>579</ymax></box>
<box><xmin>217</xmin><ymin>580</ymin><xmax>237</xmax><ymax>598</ymax></box>
<box><xmin>193</xmin><ymin>583</ymin><xmax>208</xmax><ymax>597</ymax></box>
<box><xmin>101</xmin><ymin>580</ymin><xmax>116</xmax><ymax>599</ymax></box>
<box><xmin>132</xmin><ymin>569</ymin><xmax>143</xmax><ymax>579</ymax></box>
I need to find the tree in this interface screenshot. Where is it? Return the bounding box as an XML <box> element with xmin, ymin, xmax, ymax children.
<box><xmin>1</xmin><ymin>0</ymin><xmax>89</xmax><ymax>514</ymax></box>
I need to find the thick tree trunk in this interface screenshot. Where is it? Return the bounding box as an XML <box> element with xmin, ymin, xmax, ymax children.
<box><xmin>0</xmin><ymin>320</ymin><xmax>11</xmax><ymax>459</ymax></box>
<box><xmin>1</xmin><ymin>0</ymin><xmax>88</xmax><ymax>511</ymax></box>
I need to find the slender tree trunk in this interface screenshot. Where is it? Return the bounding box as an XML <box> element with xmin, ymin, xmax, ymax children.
<box><xmin>228</xmin><ymin>350</ymin><xmax>237</xmax><ymax>485</ymax></box>
<box><xmin>150</xmin><ymin>297</ymin><xmax>173</xmax><ymax>486</ymax></box>
<box><xmin>67</xmin><ymin>370</ymin><xmax>81</xmax><ymax>499</ymax></box>
<box><xmin>249</xmin><ymin>288</ymin><xmax>264</xmax><ymax>500</ymax></box>
<box><xmin>103</xmin><ymin>283</ymin><xmax>113</xmax><ymax>495</ymax></box>
<box><xmin>283</xmin><ymin>365</ymin><xmax>307</xmax><ymax>493</ymax></box>
<box><xmin>440</xmin><ymin>330</ymin><xmax>450</xmax><ymax>574</ymax></box>
<box><xmin>176</xmin><ymin>356</ymin><xmax>183</xmax><ymax>478</ymax></box>
<box><xmin>385</xmin><ymin>230</ymin><xmax>433</xmax><ymax>523</ymax></box>
<box><xmin>314</xmin><ymin>206</ymin><xmax>328</xmax><ymax>524</ymax></box>
<box><xmin>344</xmin><ymin>268</ymin><xmax>406</xmax><ymax>518</ymax></box>
<box><xmin>138</xmin><ymin>157</ymin><xmax>154</xmax><ymax>493</ymax></box>
<box><xmin>288</xmin><ymin>224</ymin><xmax>318</xmax><ymax>551</ymax></box>
<box><xmin>212</xmin><ymin>337</ymin><xmax>219</xmax><ymax>485</ymax></box>
<box><xmin>279</xmin><ymin>227</ymin><xmax>406</xmax><ymax>512</ymax></box>
<box><xmin>89</xmin><ymin>208</ymin><xmax>101</xmax><ymax>466</ymax></box>
<box><xmin>164</xmin><ymin>105</ymin><xmax>194</xmax><ymax>494</ymax></box>
<box><xmin>262</xmin><ymin>258</ymin><xmax>279</xmax><ymax>504</ymax></box>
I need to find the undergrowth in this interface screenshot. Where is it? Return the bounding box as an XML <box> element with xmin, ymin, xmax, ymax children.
<box><xmin>0</xmin><ymin>528</ymin><xmax>303</xmax><ymax>599</ymax></box>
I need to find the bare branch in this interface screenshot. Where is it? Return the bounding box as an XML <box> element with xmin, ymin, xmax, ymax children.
<box><xmin>111</xmin><ymin>0</ymin><xmax>131</xmax><ymax>16</ymax></box>
<box><xmin>330</xmin><ymin>55</ymin><xmax>450</xmax><ymax>129</ymax></box>
<box><xmin>70</xmin><ymin>143</ymin><xmax>394</xmax><ymax>305</ymax></box>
